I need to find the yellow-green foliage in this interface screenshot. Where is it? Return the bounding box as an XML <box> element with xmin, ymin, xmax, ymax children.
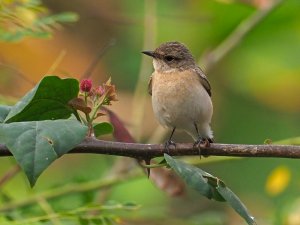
<box><xmin>0</xmin><ymin>0</ymin><xmax>78</xmax><ymax>42</ymax></box>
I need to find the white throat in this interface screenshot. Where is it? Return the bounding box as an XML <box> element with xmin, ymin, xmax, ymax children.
<box><xmin>153</xmin><ymin>59</ymin><xmax>176</xmax><ymax>73</ymax></box>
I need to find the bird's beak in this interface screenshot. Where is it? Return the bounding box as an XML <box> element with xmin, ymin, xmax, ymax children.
<box><xmin>142</xmin><ymin>50</ymin><xmax>156</xmax><ymax>58</ymax></box>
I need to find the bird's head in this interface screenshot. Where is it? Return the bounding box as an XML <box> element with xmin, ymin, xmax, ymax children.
<box><xmin>142</xmin><ymin>41</ymin><xmax>195</xmax><ymax>72</ymax></box>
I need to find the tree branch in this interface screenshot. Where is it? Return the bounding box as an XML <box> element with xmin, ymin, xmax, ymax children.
<box><xmin>1</xmin><ymin>138</ymin><xmax>300</xmax><ymax>159</ymax></box>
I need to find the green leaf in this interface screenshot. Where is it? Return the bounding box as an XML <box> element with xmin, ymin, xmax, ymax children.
<box><xmin>164</xmin><ymin>154</ymin><xmax>220</xmax><ymax>200</ymax></box>
<box><xmin>217</xmin><ymin>184</ymin><xmax>256</xmax><ymax>225</ymax></box>
<box><xmin>5</xmin><ymin>76</ymin><xmax>79</xmax><ymax>123</ymax></box>
<box><xmin>93</xmin><ymin>122</ymin><xmax>114</xmax><ymax>138</ymax></box>
<box><xmin>0</xmin><ymin>119</ymin><xmax>87</xmax><ymax>186</ymax></box>
<box><xmin>0</xmin><ymin>105</ymin><xmax>11</xmax><ymax>122</ymax></box>
<box><xmin>204</xmin><ymin>175</ymin><xmax>226</xmax><ymax>202</ymax></box>
<box><xmin>164</xmin><ymin>154</ymin><xmax>256</xmax><ymax>225</ymax></box>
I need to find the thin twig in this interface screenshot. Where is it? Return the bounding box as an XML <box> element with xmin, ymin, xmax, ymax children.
<box><xmin>199</xmin><ymin>0</ymin><xmax>283</xmax><ymax>71</ymax></box>
<box><xmin>130</xmin><ymin>0</ymin><xmax>157</xmax><ymax>141</ymax></box>
<box><xmin>0</xmin><ymin>165</ymin><xmax>21</xmax><ymax>187</ymax></box>
<box><xmin>1</xmin><ymin>139</ymin><xmax>300</xmax><ymax>159</ymax></box>
<box><xmin>81</xmin><ymin>39</ymin><xmax>116</xmax><ymax>79</ymax></box>
<box><xmin>46</xmin><ymin>50</ymin><xmax>66</xmax><ymax>75</ymax></box>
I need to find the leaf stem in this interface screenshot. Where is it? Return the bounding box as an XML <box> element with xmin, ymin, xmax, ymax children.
<box><xmin>140</xmin><ymin>162</ymin><xmax>167</xmax><ymax>168</ymax></box>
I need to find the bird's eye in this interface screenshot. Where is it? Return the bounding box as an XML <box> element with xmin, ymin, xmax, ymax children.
<box><xmin>164</xmin><ymin>55</ymin><xmax>175</xmax><ymax>62</ymax></box>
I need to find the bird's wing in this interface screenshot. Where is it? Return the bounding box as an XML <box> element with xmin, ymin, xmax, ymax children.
<box><xmin>148</xmin><ymin>75</ymin><xmax>153</xmax><ymax>96</ymax></box>
<box><xmin>195</xmin><ymin>67</ymin><xmax>211</xmax><ymax>97</ymax></box>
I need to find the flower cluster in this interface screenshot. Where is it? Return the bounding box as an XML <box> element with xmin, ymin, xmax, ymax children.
<box><xmin>69</xmin><ymin>78</ymin><xmax>117</xmax><ymax>136</ymax></box>
<box><xmin>80</xmin><ymin>78</ymin><xmax>117</xmax><ymax>106</ymax></box>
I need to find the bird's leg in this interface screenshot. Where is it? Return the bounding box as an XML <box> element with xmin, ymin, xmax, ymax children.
<box><xmin>193</xmin><ymin>123</ymin><xmax>211</xmax><ymax>157</ymax></box>
<box><xmin>193</xmin><ymin>123</ymin><xmax>202</xmax><ymax>157</ymax></box>
<box><xmin>164</xmin><ymin>127</ymin><xmax>176</xmax><ymax>155</ymax></box>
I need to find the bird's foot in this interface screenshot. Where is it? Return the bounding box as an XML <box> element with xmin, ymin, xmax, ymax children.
<box><xmin>164</xmin><ymin>140</ymin><xmax>176</xmax><ymax>155</ymax></box>
<box><xmin>193</xmin><ymin>138</ymin><xmax>211</xmax><ymax>158</ymax></box>
<box><xmin>207</xmin><ymin>138</ymin><xmax>214</xmax><ymax>144</ymax></box>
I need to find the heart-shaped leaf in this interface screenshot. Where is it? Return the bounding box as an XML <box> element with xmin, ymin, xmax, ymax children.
<box><xmin>0</xmin><ymin>119</ymin><xmax>87</xmax><ymax>186</ymax></box>
<box><xmin>5</xmin><ymin>76</ymin><xmax>79</xmax><ymax>123</ymax></box>
<box><xmin>0</xmin><ymin>105</ymin><xmax>11</xmax><ymax>122</ymax></box>
<box><xmin>164</xmin><ymin>154</ymin><xmax>256</xmax><ymax>225</ymax></box>
<box><xmin>93</xmin><ymin>122</ymin><xmax>114</xmax><ymax>138</ymax></box>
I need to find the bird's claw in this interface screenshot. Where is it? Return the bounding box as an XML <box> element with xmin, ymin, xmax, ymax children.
<box><xmin>193</xmin><ymin>138</ymin><xmax>211</xmax><ymax>158</ymax></box>
<box><xmin>164</xmin><ymin>140</ymin><xmax>176</xmax><ymax>155</ymax></box>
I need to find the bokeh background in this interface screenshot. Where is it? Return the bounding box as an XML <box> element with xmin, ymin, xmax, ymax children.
<box><xmin>1</xmin><ymin>0</ymin><xmax>300</xmax><ymax>224</ymax></box>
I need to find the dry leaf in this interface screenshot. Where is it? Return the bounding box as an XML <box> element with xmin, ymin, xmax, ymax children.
<box><xmin>68</xmin><ymin>97</ymin><xmax>91</xmax><ymax>114</ymax></box>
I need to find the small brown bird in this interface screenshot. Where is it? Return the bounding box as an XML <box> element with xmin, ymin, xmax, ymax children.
<box><xmin>142</xmin><ymin>41</ymin><xmax>213</xmax><ymax>150</ymax></box>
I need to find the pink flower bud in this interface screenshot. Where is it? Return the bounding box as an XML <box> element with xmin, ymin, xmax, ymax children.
<box><xmin>95</xmin><ymin>86</ymin><xmax>105</xmax><ymax>97</ymax></box>
<box><xmin>80</xmin><ymin>79</ymin><xmax>92</xmax><ymax>92</ymax></box>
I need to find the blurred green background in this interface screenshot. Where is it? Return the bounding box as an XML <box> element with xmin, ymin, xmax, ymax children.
<box><xmin>0</xmin><ymin>0</ymin><xmax>300</xmax><ymax>224</ymax></box>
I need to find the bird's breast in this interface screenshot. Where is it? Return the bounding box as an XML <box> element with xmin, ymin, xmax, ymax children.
<box><xmin>151</xmin><ymin>70</ymin><xmax>212</xmax><ymax>128</ymax></box>
<box><xmin>152</xmin><ymin>71</ymin><xmax>191</xmax><ymax>100</ymax></box>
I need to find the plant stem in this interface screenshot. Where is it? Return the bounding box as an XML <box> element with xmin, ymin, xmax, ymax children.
<box><xmin>0</xmin><ymin>170</ymin><xmax>140</xmax><ymax>212</ymax></box>
<box><xmin>37</xmin><ymin>197</ymin><xmax>62</xmax><ymax>225</ymax></box>
<box><xmin>131</xmin><ymin>0</ymin><xmax>157</xmax><ymax>141</ymax></box>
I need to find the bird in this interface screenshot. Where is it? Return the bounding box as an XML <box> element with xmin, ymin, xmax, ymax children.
<box><xmin>142</xmin><ymin>41</ymin><xmax>213</xmax><ymax>151</ymax></box>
